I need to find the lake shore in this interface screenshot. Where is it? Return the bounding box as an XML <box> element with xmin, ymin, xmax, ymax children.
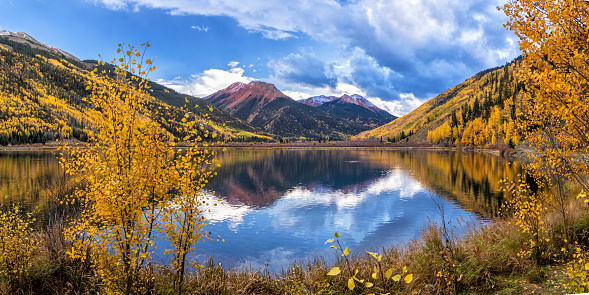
<box><xmin>0</xmin><ymin>140</ymin><xmax>518</xmax><ymax>156</ymax></box>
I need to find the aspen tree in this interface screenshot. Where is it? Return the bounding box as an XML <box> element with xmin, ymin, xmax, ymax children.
<box><xmin>61</xmin><ymin>44</ymin><xmax>220</xmax><ymax>295</ymax></box>
<box><xmin>503</xmin><ymin>0</ymin><xmax>589</xmax><ymax>191</ymax></box>
<box><xmin>503</xmin><ymin>1</ymin><xmax>589</xmax><ymax>290</ymax></box>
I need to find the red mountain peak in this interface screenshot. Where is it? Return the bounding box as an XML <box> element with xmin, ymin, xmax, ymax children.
<box><xmin>204</xmin><ymin>81</ymin><xmax>293</xmax><ymax>122</ymax></box>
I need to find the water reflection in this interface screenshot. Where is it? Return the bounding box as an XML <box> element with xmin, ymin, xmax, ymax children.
<box><xmin>0</xmin><ymin>151</ymin><xmax>61</xmax><ymax>227</ymax></box>
<box><xmin>0</xmin><ymin>149</ymin><xmax>523</xmax><ymax>271</ymax></box>
<box><xmin>208</xmin><ymin>150</ymin><xmax>520</xmax><ymax>217</ymax></box>
<box><xmin>178</xmin><ymin>149</ymin><xmax>522</xmax><ymax>271</ymax></box>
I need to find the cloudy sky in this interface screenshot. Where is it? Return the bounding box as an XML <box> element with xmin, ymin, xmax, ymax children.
<box><xmin>0</xmin><ymin>0</ymin><xmax>518</xmax><ymax>116</ymax></box>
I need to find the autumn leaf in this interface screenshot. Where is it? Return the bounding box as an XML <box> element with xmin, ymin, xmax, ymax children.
<box><xmin>327</xmin><ymin>267</ymin><xmax>341</xmax><ymax>276</ymax></box>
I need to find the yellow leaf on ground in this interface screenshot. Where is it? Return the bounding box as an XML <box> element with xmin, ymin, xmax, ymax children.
<box><xmin>326</xmin><ymin>267</ymin><xmax>340</xmax><ymax>276</ymax></box>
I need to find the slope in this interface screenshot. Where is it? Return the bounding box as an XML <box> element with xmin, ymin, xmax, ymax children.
<box><xmin>0</xmin><ymin>33</ymin><xmax>268</xmax><ymax>145</ymax></box>
<box><xmin>91</xmin><ymin>61</ymin><xmax>269</xmax><ymax>138</ymax></box>
<box><xmin>354</xmin><ymin>58</ymin><xmax>523</xmax><ymax>148</ymax></box>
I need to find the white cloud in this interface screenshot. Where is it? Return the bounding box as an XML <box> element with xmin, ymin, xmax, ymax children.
<box><xmin>94</xmin><ymin>0</ymin><xmax>127</xmax><ymax>10</ymax></box>
<box><xmin>93</xmin><ymin>0</ymin><xmax>512</xmax><ymax>54</ymax></box>
<box><xmin>158</xmin><ymin>67</ymin><xmax>255</xmax><ymax>97</ymax></box>
<box><xmin>335</xmin><ymin>82</ymin><xmax>365</xmax><ymax>96</ymax></box>
<box><xmin>282</xmin><ymin>90</ymin><xmax>312</xmax><ymax>101</ymax></box>
<box><xmin>258</xmin><ymin>29</ymin><xmax>296</xmax><ymax>40</ymax></box>
<box><xmin>97</xmin><ymin>0</ymin><xmax>518</xmax><ymax>114</ymax></box>
<box><xmin>268</xmin><ymin>52</ymin><xmax>336</xmax><ymax>88</ymax></box>
<box><xmin>227</xmin><ymin>61</ymin><xmax>240</xmax><ymax>67</ymax></box>
<box><xmin>191</xmin><ymin>25</ymin><xmax>210</xmax><ymax>32</ymax></box>
<box><xmin>368</xmin><ymin>94</ymin><xmax>425</xmax><ymax>117</ymax></box>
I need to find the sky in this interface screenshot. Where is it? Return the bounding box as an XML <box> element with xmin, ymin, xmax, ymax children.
<box><xmin>0</xmin><ymin>0</ymin><xmax>519</xmax><ymax>116</ymax></box>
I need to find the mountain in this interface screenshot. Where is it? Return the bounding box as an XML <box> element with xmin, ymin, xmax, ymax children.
<box><xmin>354</xmin><ymin>58</ymin><xmax>522</xmax><ymax>148</ymax></box>
<box><xmin>0</xmin><ymin>30</ymin><xmax>80</xmax><ymax>62</ymax></box>
<box><xmin>0</xmin><ymin>31</ymin><xmax>269</xmax><ymax>145</ymax></box>
<box><xmin>205</xmin><ymin>81</ymin><xmax>287</xmax><ymax>122</ymax></box>
<box><xmin>320</xmin><ymin>94</ymin><xmax>394</xmax><ymax>117</ymax></box>
<box><xmin>339</xmin><ymin>94</ymin><xmax>382</xmax><ymax>113</ymax></box>
<box><xmin>298</xmin><ymin>95</ymin><xmax>338</xmax><ymax>107</ymax></box>
<box><xmin>317</xmin><ymin>95</ymin><xmax>396</xmax><ymax>129</ymax></box>
<box><xmin>298</xmin><ymin>94</ymin><xmax>396</xmax><ymax>131</ymax></box>
<box><xmin>299</xmin><ymin>94</ymin><xmax>390</xmax><ymax>115</ymax></box>
<box><xmin>205</xmin><ymin>81</ymin><xmax>378</xmax><ymax>139</ymax></box>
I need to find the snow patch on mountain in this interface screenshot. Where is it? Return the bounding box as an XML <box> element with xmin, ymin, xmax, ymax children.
<box><xmin>297</xmin><ymin>95</ymin><xmax>338</xmax><ymax>107</ymax></box>
<box><xmin>0</xmin><ymin>30</ymin><xmax>80</xmax><ymax>61</ymax></box>
<box><xmin>298</xmin><ymin>93</ymin><xmax>392</xmax><ymax>116</ymax></box>
<box><xmin>351</xmin><ymin>94</ymin><xmax>376</xmax><ymax>108</ymax></box>
<box><xmin>227</xmin><ymin>82</ymin><xmax>246</xmax><ymax>93</ymax></box>
<box><xmin>13</xmin><ymin>32</ymin><xmax>39</xmax><ymax>43</ymax></box>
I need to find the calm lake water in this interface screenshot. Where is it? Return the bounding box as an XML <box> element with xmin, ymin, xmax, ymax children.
<box><xmin>0</xmin><ymin>149</ymin><xmax>523</xmax><ymax>272</ymax></box>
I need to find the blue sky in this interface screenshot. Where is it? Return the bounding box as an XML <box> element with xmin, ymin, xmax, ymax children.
<box><xmin>0</xmin><ymin>0</ymin><xmax>519</xmax><ymax>116</ymax></box>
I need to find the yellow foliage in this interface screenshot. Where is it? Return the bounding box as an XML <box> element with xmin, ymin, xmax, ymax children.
<box><xmin>503</xmin><ymin>3</ymin><xmax>589</xmax><ymax>290</ymax></box>
<box><xmin>427</xmin><ymin>121</ymin><xmax>452</xmax><ymax>144</ymax></box>
<box><xmin>503</xmin><ymin>0</ymin><xmax>589</xmax><ymax>190</ymax></box>
<box><xmin>62</xmin><ymin>44</ymin><xmax>220</xmax><ymax>295</ymax></box>
<box><xmin>0</xmin><ymin>205</ymin><xmax>37</xmax><ymax>284</ymax></box>
<box><xmin>501</xmin><ymin>175</ymin><xmax>547</xmax><ymax>263</ymax></box>
<box><xmin>567</xmin><ymin>246</ymin><xmax>589</xmax><ymax>293</ymax></box>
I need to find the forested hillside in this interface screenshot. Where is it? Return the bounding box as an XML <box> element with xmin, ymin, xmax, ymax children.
<box><xmin>354</xmin><ymin>58</ymin><xmax>523</xmax><ymax>148</ymax></box>
<box><xmin>0</xmin><ymin>36</ymin><xmax>269</xmax><ymax>146</ymax></box>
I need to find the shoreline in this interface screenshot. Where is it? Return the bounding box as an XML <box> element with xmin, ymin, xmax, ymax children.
<box><xmin>0</xmin><ymin>141</ymin><xmax>518</xmax><ymax>156</ymax></box>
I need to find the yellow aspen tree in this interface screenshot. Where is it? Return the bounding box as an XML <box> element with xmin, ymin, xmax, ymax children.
<box><xmin>461</xmin><ymin>123</ymin><xmax>473</xmax><ymax>146</ymax></box>
<box><xmin>0</xmin><ymin>206</ymin><xmax>37</xmax><ymax>290</ymax></box>
<box><xmin>503</xmin><ymin>0</ymin><xmax>589</xmax><ymax>191</ymax></box>
<box><xmin>439</xmin><ymin>121</ymin><xmax>452</xmax><ymax>145</ymax></box>
<box><xmin>503</xmin><ymin>120</ymin><xmax>517</xmax><ymax>146</ymax></box>
<box><xmin>452</xmin><ymin>126</ymin><xmax>460</xmax><ymax>143</ymax></box>
<box><xmin>471</xmin><ymin>118</ymin><xmax>485</xmax><ymax>146</ymax></box>
<box><xmin>501</xmin><ymin>176</ymin><xmax>548</xmax><ymax>265</ymax></box>
<box><xmin>504</xmin><ymin>1</ymin><xmax>589</xmax><ymax>289</ymax></box>
<box><xmin>61</xmin><ymin>43</ymin><xmax>220</xmax><ymax>295</ymax></box>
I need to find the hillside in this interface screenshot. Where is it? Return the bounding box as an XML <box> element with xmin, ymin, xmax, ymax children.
<box><xmin>354</xmin><ymin>58</ymin><xmax>522</xmax><ymax>148</ymax></box>
<box><xmin>205</xmin><ymin>82</ymin><xmax>384</xmax><ymax>140</ymax></box>
<box><xmin>0</xmin><ymin>32</ymin><xmax>269</xmax><ymax>145</ymax></box>
<box><xmin>91</xmin><ymin>61</ymin><xmax>270</xmax><ymax>139</ymax></box>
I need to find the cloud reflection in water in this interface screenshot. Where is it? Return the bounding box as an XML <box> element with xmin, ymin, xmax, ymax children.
<box><xmin>190</xmin><ymin>151</ymin><xmax>486</xmax><ymax>271</ymax></box>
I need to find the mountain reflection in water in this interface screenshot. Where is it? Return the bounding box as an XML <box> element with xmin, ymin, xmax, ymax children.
<box><xmin>180</xmin><ymin>149</ymin><xmax>521</xmax><ymax>271</ymax></box>
<box><xmin>0</xmin><ymin>149</ymin><xmax>523</xmax><ymax>271</ymax></box>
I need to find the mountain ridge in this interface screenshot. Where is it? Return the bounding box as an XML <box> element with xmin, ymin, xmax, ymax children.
<box><xmin>204</xmin><ymin>81</ymin><xmax>394</xmax><ymax>139</ymax></box>
<box><xmin>298</xmin><ymin>93</ymin><xmax>391</xmax><ymax>115</ymax></box>
<box><xmin>0</xmin><ymin>30</ymin><xmax>80</xmax><ymax>62</ymax></box>
<box><xmin>205</xmin><ymin>81</ymin><xmax>292</xmax><ymax>122</ymax></box>
<box><xmin>0</xmin><ymin>31</ymin><xmax>272</xmax><ymax>145</ymax></box>
<box><xmin>354</xmin><ymin>58</ymin><xmax>523</xmax><ymax>148</ymax></box>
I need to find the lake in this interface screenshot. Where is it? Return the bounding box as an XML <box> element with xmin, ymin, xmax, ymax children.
<box><xmin>0</xmin><ymin>149</ymin><xmax>522</xmax><ymax>272</ymax></box>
